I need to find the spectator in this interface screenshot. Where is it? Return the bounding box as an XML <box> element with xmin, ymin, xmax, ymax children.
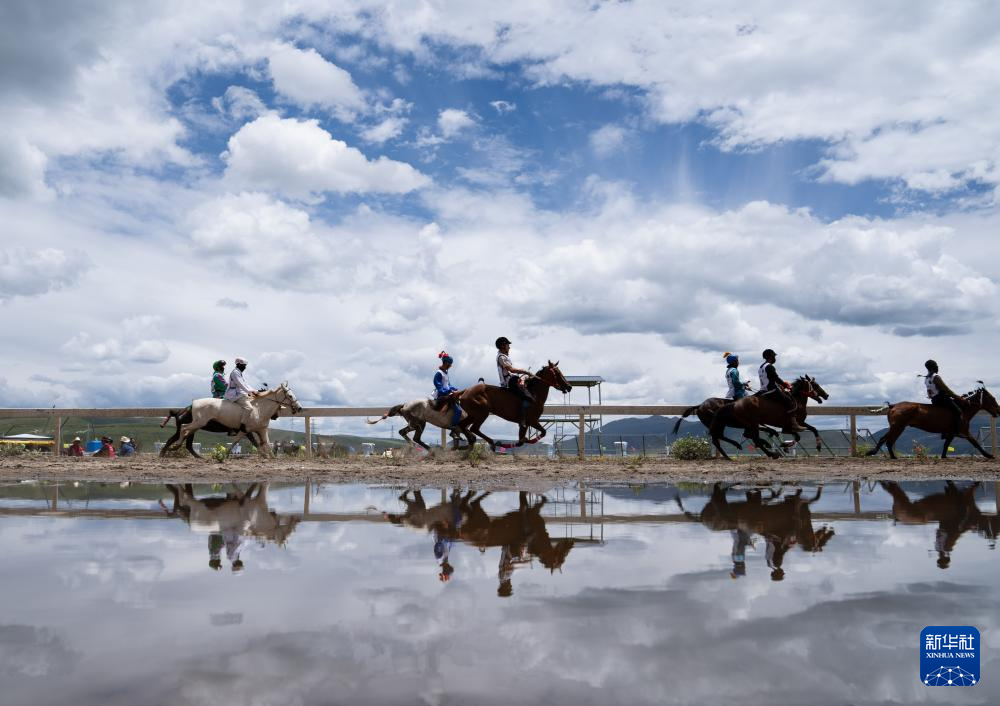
<box><xmin>119</xmin><ymin>436</ymin><xmax>136</xmax><ymax>456</ymax></box>
<box><xmin>68</xmin><ymin>437</ymin><xmax>85</xmax><ymax>457</ymax></box>
<box><xmin>95</xmin><ymin>436</ymin><xmax>117</xmax><ymax>458</ymax></box>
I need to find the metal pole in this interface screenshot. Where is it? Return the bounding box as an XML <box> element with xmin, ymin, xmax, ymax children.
<box><xmin>54</xmin><ymin>416</ymin><xmax>62</xmax><ymax>456</ymax></box>
<box><xmin>849</xmin><ymin>415</ymin><xmax>857</xmax><ymax>455</ymax></box>
<box><xmin>578</xmin><ymin>412</ymin><xmax>586</xmax><ymax>459</ymax></box>
<box><xmin>303</xmin><ymin>416</ymin><xmax>312</xmax><ymax>459</ymax></box>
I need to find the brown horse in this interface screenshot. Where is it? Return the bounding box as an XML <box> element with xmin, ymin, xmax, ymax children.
<box><xmin>458</xmin><ymin>360</ymin><xmax>572</xmax><ymax>450</ymax></box>
<box><xmin>867</xmin><ymin>385</ymin><xmax>1000</xmax><ymax>459</ymax></box>
<box><xmin>708</xmin><ymin>376</ymin><xmax>826</xmax><ymax>460</ymax></box>
<box><xmin>673</xmin><ymin>377</ymin><xmax>830</xmax><ymax>454</ymax></box>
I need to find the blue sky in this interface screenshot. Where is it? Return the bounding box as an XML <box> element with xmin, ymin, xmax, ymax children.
<box><xmin>2</xmin><ymin>0</ymin><xmax>1000</xmax><ymax>432</ymax></box>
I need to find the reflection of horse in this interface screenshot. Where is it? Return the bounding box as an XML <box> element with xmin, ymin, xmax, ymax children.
<box><xmin>461</xmin><ymin>492</ymin><xmax>575</xmax><ymax>572</ymax></box>
<box><xmin>382</xmin><ymin>489</ymin><xmax>470</xmax><ymax>532</ymax></box>
<box><xmin>677</xmin><ymin>483</ymin><xmax>834</xmax><ymax>580</ymax></box>
<box><xmin>164</xmin><ymin>482</ymin><xmax>300</xmax><ymax>547</ymax></box>
<box><xmin>880</xmin><ymin>481</ymin><xmax>999</xmax><ymax>567</ymax></box>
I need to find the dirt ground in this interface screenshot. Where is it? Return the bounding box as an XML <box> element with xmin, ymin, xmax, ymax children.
<box><xmin>2</xmin><ymin>453</ymin><xmax>998</xmax><ymax>488</ymax></box>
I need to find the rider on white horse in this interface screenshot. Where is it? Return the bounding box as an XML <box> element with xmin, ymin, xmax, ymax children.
<box><xmin>433</xmin><ymin>351</ymin><xmax>463</xmax><ymax>432</ymax></box>
<box><xmin>225</xmin><ymin>357</ymin><xmax>256</xmax><ymax>431</ymax></box>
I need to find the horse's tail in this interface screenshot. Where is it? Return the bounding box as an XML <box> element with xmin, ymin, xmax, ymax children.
<box><xmin>673</xmin><ymin>406</ymin><xmax>699</xmax><ymax>435</ymax></box>
<box><xmin>160</xmin><ymin>408</ymin><xmax>180</xmax><ymax>428</ymax></box>
<box><xmin>869</xmin><ymin>401</ymin><xmax>893</xmax><ymax>414</ymax></box>
<box><xmin>366</xmin><ymin>404</ymin><xmax>405</xmax><ymax>425</ymax></box>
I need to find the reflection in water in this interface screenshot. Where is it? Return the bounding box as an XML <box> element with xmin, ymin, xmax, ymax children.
<box><xmin>162</xmin><ymin>482</ymin><xmax>300</xmax><ymax>573</ymax></box>
<box><xmin>383</xmin><ymin>489</ymin><xmax>574</xmax><ymax>595</ymax></box>
<box><xmin>678</xmin><ymin>483</ymin><xmax>834</xmax><ymax>581</ymax></box>
<box><xmin>882</xmin><ymin>481</ymin><xmax>1000</xmax><ymax>568</ymax></box>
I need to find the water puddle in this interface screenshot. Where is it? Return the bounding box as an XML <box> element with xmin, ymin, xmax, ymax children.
<box><xmin>1</xmin><ymin>479</ymin><xmax>997</xmax><ymax>704</ymax></box>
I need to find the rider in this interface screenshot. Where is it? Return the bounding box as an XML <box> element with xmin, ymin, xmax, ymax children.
<box><xmin>723</xmin><ymin>352</ymin><xmax>749</xmax><ymax>400</ymax></box>
<box><xmin>224</xmin><ymin>356</ymin><xmax>256</xmax><ymax>432</ymax></box>
<box><xmin>757</xmin><ymin>349</ymin><xmax>807</xmax><ymax>432</ymax></box>
<box><xmin>925</xmin><ymin>359</ymin><xmax>964</xmax><ymax>434</ymax></box>
<box><xmin>211</xmin><ymin>360</ymin><xmax>227</xmax><ymax>399</ymax></box>
<box><xmin>496</xmin><ymin>337</ymin><xmax>534</xmax><ymax>423</ymax></box>
<box><xmin>433</xmin><ymin>351</ymin><xmax>463</xmax><ymax>432</ymax></box>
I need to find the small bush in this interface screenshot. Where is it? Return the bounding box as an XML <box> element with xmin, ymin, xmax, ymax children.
<box><xmin>467</xmin><ymin>442</ymin><xmax>487</xmax><ymax>467</ymax></box>
<box><xmin>912</xmin><ymin>442</ymin><xmax>928</xmax><ymax>460</ymax></box>
<box><xmin>0</xmin><ymin>443</ymin><xmax>27</xmax><ymax>457</ymax></box>
<box><xmin>670</xmin><ymin>435</ymin><xmax>712</xmax><ymax>460</ymax></box>
<box><xmin>209</xmin><ymin>444</ymin><xmax>229</xmax><ymax>463</ymax></box>
<box><xmin>852</xmin><ymin>442</ymin><xmax>872</xmax><ymax>458</ymax></box>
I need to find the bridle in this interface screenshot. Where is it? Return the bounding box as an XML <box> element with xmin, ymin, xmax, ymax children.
<box><xmin>532</xmin><ymin>365</ymin><xmax>571</xmax><ymax>394</ymax></box>
<box><xmin>260</xmin><ymin>386</ymin><xmax>302</xmax><ymax>414</ymax></box>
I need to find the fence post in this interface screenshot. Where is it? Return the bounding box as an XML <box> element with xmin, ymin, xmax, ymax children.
<box><xmin>303</xmin><ymin>416</ymin><xmax>312</xmax><ymax>459</ymax></box>
<box><xmin>441</xmin><ymin>427</ymin><xmax>447</xmax><ymax>450</ymax></box>
<box><xmin>304</xmin><ymin>478</ymin><xmax>311</xmax><ymax>515</ymax></box>
<box><xmin>54</xmin><ymin>416</ymin><xmax>62</xmax><ymax>457</ymax></box>
<box><xmin>991</xmin><ymin>416</ymin><xmax>997</xmax><ymax>459</ymax></box>
<box><xmin>852</xmin><ymin>480</ymin><xmax>861</xmax><ymax>514</ymax></box>
<box><xmin>849</xmin><ymin>415</ymin><xmax>857</xmax><ymax>456</ymax></box>
<box><xmin>578</xmin><ymin>412</ymin><xmax>586</xmax><ymax>459</ymax></box>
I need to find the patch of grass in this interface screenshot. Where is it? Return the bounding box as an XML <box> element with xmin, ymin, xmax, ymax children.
<box><xmin>0</xmin><ymin>443</ymin><xmax>27</xmax><ymax>457</ymax></box>
<box><xmin>912</xmin><ymin>442</ymin><xmax>929</xmax><ymax>460</ymax></box>
<box><xmin>670</xmin><ymin>435</ymin><xmax>712</xmax><ymax>460</ymax></box>
<box><xmin>851</xmin><ymin>442</ymin><xmax>872</xmax><ymax>458</ymax></box>
<box><xmin>624</xmin><ymin>455</ymin><xmax>645</xmax><ymax>471</ymax></box>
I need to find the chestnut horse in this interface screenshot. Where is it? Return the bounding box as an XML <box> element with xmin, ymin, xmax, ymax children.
<box><xmin>707</xmin><ymin>376</ymin><xmax>826</xmax><ymax>460</ymax></box>
<box><xmin>458</xmin><ymin>361</ymin><xmax>572</xmax><ymax>450</ymax></box>
<box><xmin>673</xmin><ymin>377</ymin><xmax>830</xmax><ymax>454</ymax></box>
<box><xmin>866</xmin><ymin>385</ymin><xmax>1000</xmax><ymax>459</ymax></box>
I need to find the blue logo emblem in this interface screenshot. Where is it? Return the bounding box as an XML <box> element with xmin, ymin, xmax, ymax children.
<box><xmin>921</xmin><ymin>626</ymin><xmax>980</xmax><ymax>686</ymax></box>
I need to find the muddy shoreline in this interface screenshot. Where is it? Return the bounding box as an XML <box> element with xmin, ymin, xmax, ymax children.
<box><xmin>2</xmin><ymin>455</ymin><xmax>998</xmax><ymax>488</ymax></box>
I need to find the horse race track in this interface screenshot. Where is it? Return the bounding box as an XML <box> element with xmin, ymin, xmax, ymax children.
<box><xmin>2</xmin><ymin>454</ymin><xmax>998</xmax><ymax>487</ymax></box>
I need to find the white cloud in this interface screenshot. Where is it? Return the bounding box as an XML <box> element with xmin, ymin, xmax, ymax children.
<box><xmin>0</xmin><ymin>248</ymin><xmax>86</xmax><ymax>301</ymax></box>
<box><xmin>62</xmin><ymin>315</ymin><xmax>170</xmax><ymax>366</ymax></box>
<box><xmin>211</xmin><ymin>86</ymin><xmax>269</xmax><ymax>121</ymax></box>
<box><xmin>361</xmin><ymin>116</ymin><xmax>407</xmax><ymax>143</ymax></box>
<box><xmin>217</xmin><ymin>297</ymin><xmax>248</xmax><ymax>310</ymax></box>
<box><xmin>489</xmin><ymin>100</ymin><xmax>516</xmax><ymax>115</ymax></box>
<box><xmin>438</xmin><ymin>108</ymin><xmax>476</xmax><ymax>139</ymax></box>
<box><xmin>222</xmin><ymin>115</ymin><xmax>430</xmax><ymax>199</ymax></box>
<box><xmin>267</xmin><ymin>43</ymin><xmax>365</xmax><ymax>118</ymax></box>
<box><xmin>0</xmin><ymin>136</ymin><xmax>53</xmax><ymax>200</ymax></box>
<box><xmin>589</xmin><ymin>124</ymin><xmax>628</xmax><ymax>158</ymax></box>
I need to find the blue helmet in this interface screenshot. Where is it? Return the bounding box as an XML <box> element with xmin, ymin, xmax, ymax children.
<box><xmin>724</xmin><ymin>352</ymin><xmax>739</xmax><ymax>366</ymax></box>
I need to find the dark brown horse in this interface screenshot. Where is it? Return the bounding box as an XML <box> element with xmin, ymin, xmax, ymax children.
<box><xmin>673</xmin><ymin>377</ymin><xmax>830</xmax><ymax>454</ymax></box>
<box><xmin>707</xmin><ymin>376</ymin><xmax>826</xmax><ymax>460</ymax></box>
<box><xmin>867</xmin><ymin>385</ymin><xmax>999</xmax><ymax>459</ymax></box>
<box><xmin>458</xmin><ymin>360</ymin><xmax>572</xmax><ymax>450</ymax></box>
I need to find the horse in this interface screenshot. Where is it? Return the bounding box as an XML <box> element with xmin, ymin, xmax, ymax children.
<box><xmin>707</xmin><ymin>376</ymin><xmax>826</xmax><ymax>460</ymax></box>
<box><xmin>867</xmin><ymin>385</ymin><xmax>1000</xmax><ymax>459</ymax></box>
<box><xmin>171</xmin><ymin>383</ymin><xmax>302</xmax><ymax>459</ymax></box>
<box><xmin>159</xmin><ymin>407</ymin><xmax>271</xmax><ymax>458</ymax></box>
<box><xmin>366</xmin><ymin>398</ymin><xmax>478</xmax><ymax>451</ymax></box>
<box><xmin>457</xmin><ymin>360</ymin><xmax>573</xmax><ymax>450</ymax></box>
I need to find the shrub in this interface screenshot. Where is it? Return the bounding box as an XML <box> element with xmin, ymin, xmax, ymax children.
<box><xmin>670</xmin><ymin>435</ymin><xmax>712</xmax><ymax>460</ymax></box>
<box><xmin>0</xmin><ymin>443</ymin><xmax>27</xmax><ymax>457</ymax></box>
<box><xmin>912</xmin><ymin>442</ymin><xmax>928</xmax><ymax>460</ymax></box>
<box><xmin>851</xmin><ymin>442</ymin><xmax>872</xmax><ymax>458</ymax></box>
<box><xmin>209</xmin><ymin>444</ymin><xmax>229</xmax><ymax>463</ymax></box>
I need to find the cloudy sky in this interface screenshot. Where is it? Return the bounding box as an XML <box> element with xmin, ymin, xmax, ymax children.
<box><xmin>2</xmin><ymin>1</ymin><xmax>1000</xmax><ymax>432</ymax></box>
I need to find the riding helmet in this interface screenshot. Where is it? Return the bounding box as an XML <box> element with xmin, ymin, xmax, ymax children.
<box><xmin>762</xmin><ymin>348</ymin><xmax>776</xmax><ymax>359</ymax></box>
<box><xmin>495</xmin><ymin>337</ymin><xmax>511</xmax><ymax>349</ymax></box>
<box><xmin>925</xmin><ymin>359</ymin><xmax>938</xmax><ymax>372</ymax></box>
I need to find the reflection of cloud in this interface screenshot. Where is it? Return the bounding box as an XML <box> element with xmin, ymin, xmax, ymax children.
<box><xmin>0</xmin><ymin>624</ymin><xmax>79</xmax><ymax>678</ymax></box>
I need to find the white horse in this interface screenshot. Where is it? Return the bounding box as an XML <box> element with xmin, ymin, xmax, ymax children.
<box><xmin>177</xmin><ymin>382</ymin><xmax>302</xmax><ymax>459</ymax></box>
<box><xmin>367</xmin><ymin>396</ymin><xmax>476</xmax><ymax>450</ymax></box>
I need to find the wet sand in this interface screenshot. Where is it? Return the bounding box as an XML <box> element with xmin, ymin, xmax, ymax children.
<box><xmin>2</xmin><ymin>454</ymin><xmax>998</xmax><ymax>488</ymax></box>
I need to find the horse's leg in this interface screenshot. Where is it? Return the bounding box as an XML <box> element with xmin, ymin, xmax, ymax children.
<box><xmin>185</xmin><ymin>432</ymin><xmax>202</xmax><ymax>459</ymax></box>
<box><xmin>469</xmin><ymin>421</ymin><xmax>497</xmax><ymax>452</ymax></box>
<box><xmin>526</xmin><ymin>421</ymin><xmax>546</xmax><ymax>444</ymax></box>
<box><xmin>750</xmin><ymin>424</ymin><xmax>781</xmax><ymax>459</ymax></box>
<box><xmin>257</xmin><ymin>428</ymin><xmax>271</xmax><ymax>459</ymax></box>
<box><xmin>959</xmin><ymin>432</ymin><xmax>994</xmax><ymax>459</ymax></box>
<box><xmin>867</xmin><ymin>431</ymin><xmax>887</xmax><ymax>457</ymax></box>
<box><xmin>883</xmin><ymin>427</ymin><xmax>904</xmax><ymax>460</ymax></box>
<box><xmin>720</xmin><ymin>433</ymin><xmax>744</xmax><ymax>449</ymax></box>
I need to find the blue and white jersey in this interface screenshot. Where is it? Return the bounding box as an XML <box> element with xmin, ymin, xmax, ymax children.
<box><xmin>434</xmin><ymin>369</ymin><xmax>457</xmax><ymax>398</ymax></box>
<box><xmin>726</xmin><ymin>368</ymin><xmax>746</xmax><ymax>400</ymax></box>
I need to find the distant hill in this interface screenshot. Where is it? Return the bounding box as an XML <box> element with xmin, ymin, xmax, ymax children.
<box><xmin>563</xmin><ymin>413</ymin><xmax>996</xmax><ymax>456</ymax></box>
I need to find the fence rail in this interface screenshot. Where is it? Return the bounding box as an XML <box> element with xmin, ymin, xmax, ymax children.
<box><xmin>1</xmin><ymin>405</ymin><xmax>996</xmax><ymax>460</ymax></box>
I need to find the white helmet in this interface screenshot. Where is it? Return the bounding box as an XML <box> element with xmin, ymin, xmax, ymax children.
<box><xmin>235</xmin><ymin>356</ymin><xmax>248</xmax><ymax>365</ymax></box>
